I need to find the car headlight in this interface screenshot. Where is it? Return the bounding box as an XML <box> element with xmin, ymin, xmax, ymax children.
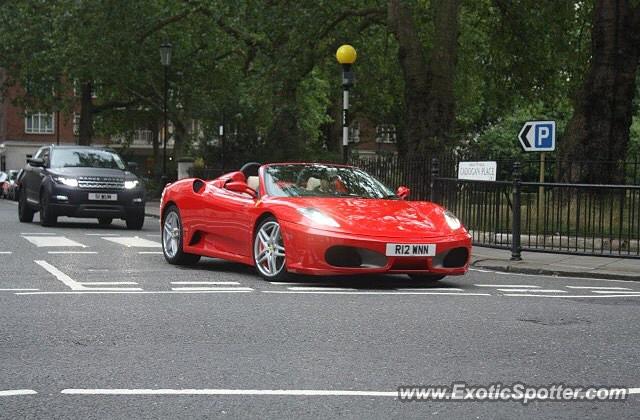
<box><xmin>444</xmin><ymin>210</ymin><xmax>462</xmax><ymax>230</ymax></box>
<box><xmin>297</xmin><ymin>207</ymin><xmax>340</xmax><ymax>228</ymax></box>
<box><xmin>54</xmin><ymin>177</ymin><xmax>78</xmax><ymax>187</ymax></box>
<box><xmin>124</xmin><ymin>180</ymin><xmax>139</xmax><ymax>189</ymax></box>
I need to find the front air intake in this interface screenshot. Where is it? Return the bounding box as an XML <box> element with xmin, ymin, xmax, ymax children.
<box><xmin>325</xmin><ymin>246</ymin><xmax>387</xmax><ymax>268</ymax></box>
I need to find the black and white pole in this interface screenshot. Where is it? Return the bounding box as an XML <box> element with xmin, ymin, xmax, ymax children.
<box><xmin>336</xmin><ymin>45</ymin><xmax>357</xmax><ymax>164</ymax></box>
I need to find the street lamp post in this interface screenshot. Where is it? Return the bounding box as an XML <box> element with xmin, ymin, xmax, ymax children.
<box><xmin>336</xmin><ymin>45</ymin><xmax>357</xmax><ymax>164</ymax></box>
<box><xmin>159</xmin><ymin>42</ymin><xmax>172</xmax><ymax>181</ymax></box>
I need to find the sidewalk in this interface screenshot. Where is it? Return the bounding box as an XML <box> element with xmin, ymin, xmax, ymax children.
<box><xmin>145</xmin><ymin>201</ymin><xmax>640</xmax><ymax>281</ymax></box>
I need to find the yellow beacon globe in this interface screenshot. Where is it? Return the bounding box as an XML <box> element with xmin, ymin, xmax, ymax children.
<box><xmin>336</xmin><ymin>45</ymin><xmax>357</xmax><ymax>65</ymax></box>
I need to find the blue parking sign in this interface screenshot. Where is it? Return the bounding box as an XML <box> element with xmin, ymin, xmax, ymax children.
<box><xmin>518</xmin><ymin>121</ymin><xmax>556</xmax><ymax>152</ymax></box>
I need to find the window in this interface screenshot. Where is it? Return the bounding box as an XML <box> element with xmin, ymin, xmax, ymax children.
<box><xmin>25</xmin><ymin>113</ymin><xmax>54</xmax><ymax>134</ymax></box>
<box><xmin>73</xmin><ymin>113</ymin><xmax>80</xmax><ymax>136</ymax></box>
<box><xmin>348</xmin><ymin>121</ymin><xmax>360</xmax><ymax>144</ymax></box>
<box><xmin>376</xmin><ymin>124</ymin><xmax>397</xmax><ymax>144</ymax></box>
<box><xmin>134</xmin><ymin>129</ymin><xmax>153</xmax><ymax>144</ymax></box>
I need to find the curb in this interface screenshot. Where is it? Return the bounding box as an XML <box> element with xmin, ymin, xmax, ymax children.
<box><xmin>145</xmin><ymin>211</ymin><xmax>160</xmax><ymax>219</ymax></box>
<box><xmin>471</xmin><ymin>259</ymin><xmax>640</xmax><ymax>282</ymax></box>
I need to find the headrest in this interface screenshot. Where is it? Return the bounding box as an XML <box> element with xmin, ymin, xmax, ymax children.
<box><xmin>247</xmin><ymin>176</ymin><xmax>259</xmax><ymax>192</ymax></box>
<box><xmin>306</xmin><ymin>177</ymin><xmax>321</xmax><ymax>191</ymax></box>
<box><xmin>226</xmin><ymin>171</ymin><xmax>246</xmax><ymax>183</ymax></box>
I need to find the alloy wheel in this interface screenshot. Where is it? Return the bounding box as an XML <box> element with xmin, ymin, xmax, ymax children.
<box><xmin>254</xmin><ymin>220</ymin><xmax>286</xmax><ymax>277</ymax></box>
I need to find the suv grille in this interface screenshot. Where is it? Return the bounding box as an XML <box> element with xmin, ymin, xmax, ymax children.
<box><xmin>77</xmin><ymin>176</ymin><xmax>125</xmax><ymax>190</ymax></box>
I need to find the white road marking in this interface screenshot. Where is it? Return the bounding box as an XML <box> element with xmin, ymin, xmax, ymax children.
<box><xmin>138</xmin><ymin>251</ymin><xmax>163</xmax><ymax>255</ymax></box>
<box><xmin>34</xmin><ymin>260</ymin><xmax>142</xmax><ymax>291</ymax></box>
<box><xmin>23</xmin><ymin>236</ymin><xmax>87</xmax><ymax>248</ymax></box>
<box><xmin>16</xmin><ymin>290</ymin><xmax>253</xmax><ymax>295</ymax></box>
<box><xmin>81</xmin><ymin>282</ymin><xmax>138</xmax><ymax>286</ymax></box>
<box><xmin>170</xmin><ymin>287</ymin><xmax>254</xmax><ymax>291</ymax></box>
<box><xmin>146</xmin><ymin>234</ymin><xmax>161</xmax><ymax>237</ymax></box>
<box><xmin>35</xmin><ymin>260</ymin><xmax>84</xmax><ymax>290</ymax></box>
<box><xmin>287</xmin><ymin>287</ymin><xmax>356</xmax><ymax>291</ymax></box>
<box><xmin>566</xmin><ymin>286</ymin><xmax>632</xmax><ymax>290</ymax></box>
<box><xmin>503</xmin><ymin>293</ymin><xmax>640</xmax><ymax>298</ymax></box>
<box><xmin>475</xmin><ymin>268</ymin><xmax>634</xmax><ymax>283</ymax></box>
<box><xmin>475</xmin><ymin>284</ymin><xmax>539</xmax><ymax>288</ymax></box>
<box><xmin>263</xmin><ymin>291</ymin><xmax>491</xmax><ymax>296</ymax></box>
<box><xmin>469</xmin><ymin>268</ymin><xmax>493</xmax><ymax>273</ymax></box>
<box><xmin>47</xmin><ymin>251</ymin><xmax>98</xmax><ymax>255</ymax></box>
<box><xmin>397</xmin><ymin>288</ymin><xmax>464</xmax><ymax>291</ymax></box>
<box><xmin>102</xmin><ymin>237</ymin><xmax>161</xmax><ymax>248</ymax></box>
<box><xmin>60</xmin><ymin>388</ymin><xmax>397</xmax><ymax>397</ymax></box>
<box><xmin>0</xmin><ymin>390</ymin><xmax>37</xmax><ymax>396</ymax></box>
<box><xmin>497</xmin><ymin>289</ymin><xmax>567</xmax><ymax>293</ymax></box>
<box><xmin>591</xmin><ymin>290</ymin><xmax>640</xmax><ymax>294</ymax></box>
<box><xmin>0</xmin><ymin>288</ymin><xmax>39</xmax><ymax>291</ymax></box>
<box><xmin>0</xmin><ymin>251</ymin><xmax>12</xmax><ymax>254</ymax></box>
<box><xmin>86</xmin><ymin>233</ymin><xmax>119</xmax><ymax>236</ymax></box>
<box><xmin>171</xmin><ymin>281</ymin><xmax>240</xmax><ymax>285</ymax></box>
<box><xmin>20</xmin><ymin>232</ymin><xmax>55</xmax><ymax>235</ymax></box>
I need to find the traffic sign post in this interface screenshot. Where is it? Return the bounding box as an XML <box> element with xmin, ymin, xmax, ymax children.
<box><xmin>518</xmin><ymin>120</ymin><xmax>556</xmax><ymax>227</ymax></box>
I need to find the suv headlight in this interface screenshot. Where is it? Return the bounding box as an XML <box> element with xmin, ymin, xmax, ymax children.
<box><xmin>54</xmin><ymin>176</ymin><xmax>78</xmax><ymax>187</ymax></box>
<box><xmin>444</xmin><ymin>210</ymin><xmax>462</xmax><ymax>230</ymax></box>
<box><xmin>297</xmin><ymin>208</ymin><xmax>340</xmax><ymax>228</ymax></box>
<box><xmin>124</xmin><ymin>180</ymin><xmax>139</xmax><ymax>189</ymax></box>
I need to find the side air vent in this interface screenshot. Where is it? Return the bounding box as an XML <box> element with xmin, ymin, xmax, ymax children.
<box><xmin>192</xmin><ymin>179</ymin><xmax>205</xmax><ymax>193</ymax></box>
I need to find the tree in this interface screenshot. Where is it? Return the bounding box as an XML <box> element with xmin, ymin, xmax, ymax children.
<box><xmin>561</xmin><ymin>0</ymin><xmax>640</xmax><ymax>183</ymax></box>
<box><xmin>388</xmin><ymin>0</ymin><xmax>460</xmax><ymax>158</ymax></box>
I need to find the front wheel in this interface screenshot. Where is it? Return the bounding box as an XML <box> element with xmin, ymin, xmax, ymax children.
<box><xmin>18</xmin><ymin>190</ymin><xmax>34</xmax><ymax>223</ymax></box>
<box><xmin>408</xmin><ymin>274</ymin><xmax>445</xmax><ymax>282</ymax></box>
<box><xmin>253</xmin><ymin>217</ymin><xmax>288</xmax><ymax>281</ymax></box>
<box><xmin>162</xmin><ymin>205</ymin><xmax>200</xmax><ymax>265</ymax></box>
<box><xmin>39</xmin><ymin>193</ymin><xmax>57</xmax><ymax>227</ymax></box>
<box><xmin>125</xmin><ymin>213</ymin><xmax>144</xmax><ymax>230</ymax></box>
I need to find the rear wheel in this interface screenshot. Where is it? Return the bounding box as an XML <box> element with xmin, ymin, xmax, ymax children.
<box><xmin>98</xmin><ymin>217</ymin><xmax>113</xmax><ymax>226</ymax></box>
<box><xmin>18</xmin><ymin>190</ymin><xmax>34</xmax><ymax>223</ymax></box>
<box><xmin>39</xmin><ymin>192</ymin><xmax>57</xmax><ymax>227</ymax></box>
<box><xmin>408</xmin><ymin>274</ymin><xmax>445</xmax><ymax>282</ymax></box>
<box><xmin>253</xmin><ymin>217</ymin><xmax>288</xmax><ymax>281</ymax></box>
<box><xmin>162</xmin><ymin>205</ymin><xmax>200</xmax><ymax>265</ymax></box>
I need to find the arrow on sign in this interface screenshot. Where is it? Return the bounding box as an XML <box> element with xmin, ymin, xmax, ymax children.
<box><xmin>519</xmin><ymin>124</ymin><xmax>532</xmax><ymax>149</ymax></box>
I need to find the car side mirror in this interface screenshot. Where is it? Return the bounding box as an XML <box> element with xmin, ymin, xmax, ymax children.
<box><xmin>225</xmin><ymin>181</ymin><xmax>257</xmax><ymax>198</ymax></box>
<box><xmin>396</xmin><ymin>186</ymin><xmax>410</xmax><ymax>200</ymax></box>
<box><xmin>28</xmin><ymin>158</ymin><xmax>45</xmax><ymax>167</ymax></box>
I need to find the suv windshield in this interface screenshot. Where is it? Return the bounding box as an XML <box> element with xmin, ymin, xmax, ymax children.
<box><xmin>264</xmin><ymin>164</ymin><xmax>396</xmax><ymax>199</ymax></box>
<box><xmin>51</xmin><ymin>149</ymin><xmax>126</xmax><ymax>170</ymax></box>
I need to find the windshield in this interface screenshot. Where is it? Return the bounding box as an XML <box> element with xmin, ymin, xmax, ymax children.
<box><xmin>264</xmin><ymin>164</ymin><xmax>396</xmax><ymax>199</ymax></box>
<box><xmin>51</xmin><ymin>149</ymin><xmax>126</xmax><ymax>170</ymax></box>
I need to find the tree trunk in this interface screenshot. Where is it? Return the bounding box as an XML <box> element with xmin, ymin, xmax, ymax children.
<box><xmin>560</xmin><ymin>0</ymin><xmax>640</xmax><ymax>183</ymax></box>
<box><xmin>388</xmin><ymin>0</ymin><xmax>460</xmax><ymax>158</ymax></box>
<box><xmin>78</xmin><ymin>82</ymin><xmax>93</xmax><ymax>145</ymax></box>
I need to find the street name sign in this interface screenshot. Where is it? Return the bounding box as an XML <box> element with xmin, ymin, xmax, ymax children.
<box><xmin>458</xmin><ymin>161</ymin><xmax>497</xmax><ymax>181</ymax></box>
<box><xmin>518</xmin><ymin>121</ymin><xmax>556</xmax><ymax>152</ymax></box>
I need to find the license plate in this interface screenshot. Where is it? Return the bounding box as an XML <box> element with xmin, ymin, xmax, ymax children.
<box><xmin>385</xmin><ymin>243</ymin><xmax>436</xmax><ymax>257</ymax></box>
<box><xmin>88</xmin><ymin>193</ymin><xmax>117</xmax><ymax>201</ymax></box>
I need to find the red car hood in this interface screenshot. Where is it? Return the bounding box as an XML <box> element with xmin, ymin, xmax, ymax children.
<box><xmin>280</xmin><ymin>197</ymin><xmax>454</xmax><ymax>238</ymax></box>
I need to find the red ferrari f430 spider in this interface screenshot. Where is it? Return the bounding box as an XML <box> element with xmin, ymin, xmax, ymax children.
<box><xmin>160</xmin><ymin>162</ymin><xmax>472</xmax><ymax>281</ymax></box>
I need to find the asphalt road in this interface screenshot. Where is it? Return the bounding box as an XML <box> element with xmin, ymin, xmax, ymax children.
<box><xmin>0</xmin><ymin>199</ymin><xmax>639</xmax><ymax>419</ymax></box>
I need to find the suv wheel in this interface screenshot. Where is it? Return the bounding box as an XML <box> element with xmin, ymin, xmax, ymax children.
<box><xmin>18</xmin><ymin>190</ymin><xmax>34</xmax><ymax>223</ymax></box>
<box><xmin>39</xmin><ymin>193</ymin><xmax>57</xmax><ymax>227</ymax></box>
<box><xmin>125</xmin><ymin>212</ymin><xmax>145</xmax><ymax>230</ymax></box>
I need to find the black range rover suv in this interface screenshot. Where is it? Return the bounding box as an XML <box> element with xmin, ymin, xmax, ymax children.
<box><xmin>18</xmin><ymin>145</ymin><xmax>145</xmax><ymax>229</ymax></box>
